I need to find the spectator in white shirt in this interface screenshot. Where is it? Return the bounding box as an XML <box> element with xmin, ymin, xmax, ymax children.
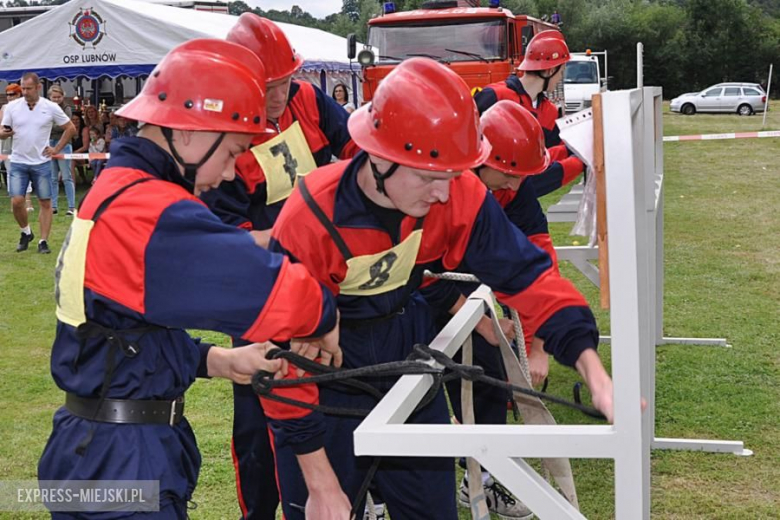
<box><xmin>0</xmin><ymin>72</ymin><xmax>76</xmax><ymax>254</ymax></box>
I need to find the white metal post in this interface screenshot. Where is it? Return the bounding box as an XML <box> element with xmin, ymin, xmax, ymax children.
<box><xmin>636</xmin><ymin>43</ymin><xmax>644</xmax><ymax>89</ymax></box>
<box><xmin>602</xmin><ymin>88</ymin><xmax>651</xmax><ymax>519</ymax></box>
<box><xmin>653</xmin><ymin>89</ymin><xmax>665</xmax><ymax>346</ymax></box>
<box><xmin>762</xmin><ymin>63</ymin><xmax>773</xmax><ymax>129</ymax></box>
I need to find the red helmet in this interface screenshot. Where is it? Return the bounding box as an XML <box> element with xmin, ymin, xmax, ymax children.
<box><xmin>227</xmin><ymin>14</ymin><xmax>304</xmax><ymax>82</ymax></box>
<box><xmin>519</xmin><ymin>30</ymin><xmax>570</xmax><ymax>72</ymax></box>
<box><xmin>480</xmin><ymin>101</ymin><xmax>550</xmax><ymax>176</ymax></box>
<box><xmin>348</xmin><ymin>58</ymin><xmax>491</xmax><ymax>172</ymax></box>
<box><xmin>117</xmin><ymin>39</ymin><xmax>267</xmax><ymax>134</ymax></box>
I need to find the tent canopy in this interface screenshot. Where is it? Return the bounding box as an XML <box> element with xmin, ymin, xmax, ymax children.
<box><xmin>0</xmin><ymin>0</ymin><xmax>356</xmax><ymax>82</ymax></box>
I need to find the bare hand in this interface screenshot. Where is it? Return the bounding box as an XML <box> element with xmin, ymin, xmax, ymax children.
<box><xmin>249</xmin><ymin>229</ymin><xmax>272</xmax><ymax>249</ymax></box>
<box><xmin>590</xmin><ymin>377</ymin><xmax>614</xmax><ymax>423</ymax></box>
<box><xmin>0</xmin><ymin>128</ymin><xmax>13</xmax><ymax>139</ymax></box>
<box><xmin>221</xmin><ymin>342</ymin><xmax>286</xmax><ymax>384</ymax></box>
<box><xmin>527</xmin><ymin>340</ymin><xmax>549</xmax><ymax>388</ymax></box>
<box><xmin>305</xmin><ymin>488</ymin><xmax>351</xmax><ymax>519</ymax></box>
<box><xmin>474</xmin><ymin>316</ymin><xmax>515</xmax><ymax>347</ymax></box>
<box><xmin>43</xmin><ymin>145</ymin><xmax>59</xmax><ymax>158</ymax></box>
<box><xmin>290</xmin><ymin>314</ymin><xmax>342</xmax><ymax>377</ymax></box>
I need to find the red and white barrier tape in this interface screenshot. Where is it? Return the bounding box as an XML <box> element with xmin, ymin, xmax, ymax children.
<box><xmin>0</xmin><ymin>153</ymin><xmax>109</xmax><ymax>160</ymax></box>
<box><xmin>2</xmin><ymin>132</ymin><xmax>778</xmax><ymax>160</ymax></box>
<box><xmin>663</xmin><ymin>130</ymin><xmax>780</xmax><ymax>142</ymax></box>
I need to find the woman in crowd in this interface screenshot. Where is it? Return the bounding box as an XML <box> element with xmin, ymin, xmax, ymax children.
<box><xmin>83</xmin><ymin>104</ymin><xmax>103</xmax><ymax>134</ymax></box>
<box><xmin>70</xmin><ymin>113</ymin><xmax>90</xmax><ymax>185</ymax></box>
<box><xmin>332</xmin><ymin>82</ymin><xmax>355</xmax><ymax>113</ymax></box>
<box><xmin>47</xmin><ymin>85</ymin><xmax>75</xmax><ymax>215</ymax></box>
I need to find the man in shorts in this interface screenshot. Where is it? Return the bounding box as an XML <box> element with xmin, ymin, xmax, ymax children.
<box><xmin>0</xmin><ymin>72</ymin><xmax>75</xmax><ymax>253</ymax></box>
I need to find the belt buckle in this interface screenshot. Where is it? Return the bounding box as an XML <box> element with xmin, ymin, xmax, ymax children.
<box><xmin>169</xmin><ymin>396</ymin><xmax>183</xmax><ymax>427</ymax></box>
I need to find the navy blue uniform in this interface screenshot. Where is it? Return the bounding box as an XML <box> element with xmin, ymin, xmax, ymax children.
<box><xmin>39</xmin><ymin>138</ymin><xmax>336</xmax><ymax>519</ymax></box>
<box><xmin>201</xmin><ymin>80</ymin><xmax>357</xmax><ymax>520</ymax></box>
<box><xmin>266</xmin><ymin>153</ymin><xmax>598</xmax><ymax>519</ymax></box>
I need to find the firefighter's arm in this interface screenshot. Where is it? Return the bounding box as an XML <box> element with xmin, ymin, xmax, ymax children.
<box><xmin>142</xmin><ymin>200</ymin><xmax>337</xmax><ymax>343</ymax></box>
<box><xmin>255</xmin><ymin>205</ymin><xmax>345</xmax><ymax>454</ymax></box>
<box><xmin>502</xmin><ymin>180</ymin><xmax>560</xmax><ymax>273</ymax></box>
<box><xmin>199</xmin><ymin>175</ymin><xmax>254</xmax><ymax>231</ymax></box>
<box><xmin>298</xmin><ymin>449</ymin><xmax>352</xmax><ymax>518</ymax></box>
<box><xmin>558</xmin><ymin>155</ymin><xmax>585</xmax><ymax>185</ymax></box>
<box><xmin>548</xmin><ymin>143</ymin><xmax>570</xmax><ymax>162</ymax></box>
<box><xmin>448</xmin><ymin>186</ymin><xmax>597</xmax><ymax>366</ymax></box>
<box><xmin>205</xmin><ymin>341</ymin><xmax>285</xmax><ymax>384</ymax></box>
<box><xmin>457</xmin><ymin>196</ymin><xmax>612</xmax><ymax>418</ymax></box>
<box><xmin>575</xmin><ymin>348</ymin><xmax>614</xmax><ymax>422</ymax></box>
<box><xmin>528</xmin><ymin>159</ymin><xmax>582</xmax><ymax>198</ymax></box>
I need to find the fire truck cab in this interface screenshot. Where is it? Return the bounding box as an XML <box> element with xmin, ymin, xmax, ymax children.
<box><xmin>351</xmin><ymin>1</ymin><xmax>562</xmax><ymax>109</ymax></box>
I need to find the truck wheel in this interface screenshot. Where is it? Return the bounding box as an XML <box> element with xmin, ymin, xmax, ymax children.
<box><xmin>681</xmin><ymin>104</ymin><xmax>696</xmax><ymax>116</ymax></box>
<box><xmin>737</xmin><ymin>104</ymin><xmax>753</xmax><ymax>116</ymax></box>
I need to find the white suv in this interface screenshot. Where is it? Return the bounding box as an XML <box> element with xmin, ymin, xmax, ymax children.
<box><xmin>670</xmin><ymin>83</ymin><xmax>767</xmax><ymax>116</ymax></box>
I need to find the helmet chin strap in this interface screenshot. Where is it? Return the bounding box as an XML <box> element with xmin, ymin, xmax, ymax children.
<box><xmin>369</xmin><ymin>158</ymin><xmax>400</xmax><ymax>197</ymax></box>
<box><xmin>161</xmin><ymin>127</ymin><xmax>226</xmax><ymax>191</ymax></box>
<box><xmin>536</xmin><ymin>65</ymin><xmax>562</xmax><ymax>94</ymax></box>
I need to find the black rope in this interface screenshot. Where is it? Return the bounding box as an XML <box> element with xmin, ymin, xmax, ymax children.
<box><xmin>252</xmin><ymin>345</ymin><xmax>606</xmax><ymax>420</ymax></box>
<box><xmin>350</xmin><ymin>456</ymin><xmax>381</xmax><ymax>520</ymax></box>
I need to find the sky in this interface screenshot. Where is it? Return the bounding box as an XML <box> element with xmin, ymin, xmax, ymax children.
<box><xmin>245</xmin><ymin>1</ymin><xmax>343</xmax><ymax>18</ymax></box>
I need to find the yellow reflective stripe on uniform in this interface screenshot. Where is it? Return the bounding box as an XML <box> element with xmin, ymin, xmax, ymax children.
<box><xmin>55</xmin><ymin>217</ymin><xmax>94</xmax><ymax>327</ymax></box>
<box><xmin>339</xmin><ymin>229</ymin><xmax>423</xmax><ymax>297</ymax></box>
<box><xmin>251</xmin><ymin>121</ymin><xmax>318</xmax><ymax>205</ymax></box>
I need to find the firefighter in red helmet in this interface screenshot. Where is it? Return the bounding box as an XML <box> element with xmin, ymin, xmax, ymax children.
<box><xmin>475</xmin><ymin>30</ymin><xmax>585</xmax><ymax>198</ymax></box>
<box><xmin>198</xmin><ymin>15</ymin><xmax>359</xmax><ymax>520</ymax></box>
<box><xmin>425</xmin><ymin>101</ymin><xmax>583</xmax><ymax>519</ymax></box>
<box><xmin>38</xmin><ymin>38</ymin><xmax>340</xmax><ymax>519</ymax></box>
<box><xmin>265</xmin><ymin>58</ymin><xmax>616</xmax><ymax>520</ymax></box>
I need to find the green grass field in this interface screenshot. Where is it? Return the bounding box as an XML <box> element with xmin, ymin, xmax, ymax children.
<box><xmin>0</xmin><ymin>102</ymin><xmax>778</xmax><ymax>519</ymax></box>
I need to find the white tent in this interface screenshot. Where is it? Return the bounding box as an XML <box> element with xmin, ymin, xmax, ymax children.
<box><xmin>0</xmin><ymin>0</ymin><xmax>362</xmax><ymax>103</ymax></box>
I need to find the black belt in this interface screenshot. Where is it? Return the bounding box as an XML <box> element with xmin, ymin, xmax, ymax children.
<box><xmin>339</xmin><ymin>306</ymin><xmax>406</xmax><ymax>330</ymax></box>
<box><xmin>65</xmin><ymin>393</ymin><xmax>185</xmax><ymax>426</ymax></box>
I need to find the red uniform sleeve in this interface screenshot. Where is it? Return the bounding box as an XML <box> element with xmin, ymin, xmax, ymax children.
<box><xmin>258</xmin><ymin>173</ymin><xmax>347</xmax><ymax>444</ymax></box>
<box><xmin>429</xmin><ymin>173</ymin><xmax>596</xmax><ymax>366</ymax></box>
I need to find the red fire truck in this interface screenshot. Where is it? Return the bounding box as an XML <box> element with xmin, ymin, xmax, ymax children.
<box><xmin>348</xmin><ymin>0</ymin><xmax>564</xmax><ymax>111</ymax></box>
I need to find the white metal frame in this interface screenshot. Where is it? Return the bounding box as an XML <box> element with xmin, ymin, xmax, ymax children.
<box><xmin>549</xmin><ymin>111</ymin><xmax>729</xmax><ymax>348</ymax></box>
<box><xmin>354</xmin><ymin>87</ymin><xmax>750</xmax><ymax>519</ymax></box>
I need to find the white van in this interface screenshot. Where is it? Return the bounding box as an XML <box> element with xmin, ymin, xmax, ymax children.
<box><xmin>564</xmin><ymin>52</ymin><xmax>607</xmax><ymax>113</ymax></box>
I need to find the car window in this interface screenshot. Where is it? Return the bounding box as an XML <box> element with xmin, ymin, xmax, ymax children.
<box><xmin>743</xmin><ymin>88</ymin><xmax>761</xmax><ymax>96</ymax></box>
<box><xmin>724</xmin><ymin>87</ymin><xmax>741</xmax><ymax>96</ymax></box>
<box><xmin>703</xmin><ymin>88</ymin><xmax>722</xmax><ymax>97</ymax></box>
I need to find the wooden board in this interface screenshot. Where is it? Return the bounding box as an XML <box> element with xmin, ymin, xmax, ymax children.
<box><xmin>592</xmin><ymin>93</ymin><xmax>610</xmax><ymax>309</ymax></box>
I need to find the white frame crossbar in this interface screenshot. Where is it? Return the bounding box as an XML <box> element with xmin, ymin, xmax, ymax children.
<box><xmin>354</xmin><ymin>87</ymin><xmax>749</xmax><ymax>519</ymax></box>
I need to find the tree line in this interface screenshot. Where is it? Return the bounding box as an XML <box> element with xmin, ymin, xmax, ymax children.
<box><xmin>228</xmin><ymin>0</ymin><xmax>780</xmax><ymax>98</ymax></box>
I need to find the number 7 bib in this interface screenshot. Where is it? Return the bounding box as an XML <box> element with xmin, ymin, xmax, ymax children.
<box><xmin>250</xmin><ymin>121</ymin><xmax>318</xmax><ymax>204</ymax></box>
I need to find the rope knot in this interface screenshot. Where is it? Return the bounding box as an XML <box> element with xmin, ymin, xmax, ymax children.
<box><xmin>251</xmin><ymin>371</ymin><xmax>276</xmax><ymax>397</ymax></box>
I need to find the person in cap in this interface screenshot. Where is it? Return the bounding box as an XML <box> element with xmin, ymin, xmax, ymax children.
<box><xmin>475</xmin><ymin>30</ymin><xmax>585</xmax><ymax>197</ymax></box>
<box><xmin>265</xmin><ymin>58</ymin><xmax>616</xmax><ymax>520</ymax></box>
<box><xmin>1</xmin><ymin>84</ymin><xmax>36</xmax><ymax>210</ymax></box>
<box><xmin>37</xmin><ymin>38</ymin><xmax>341</xmax><ymax>519</ymax></box>
<box><xmin>198</xmin><ymin>15</ymin><xmax>359</xmax><ymax>520</ymax></box>
<box><xmin>1</xmin><ymin>84</ymin><xmax>22</xmax><ymax>181</ymax></box>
